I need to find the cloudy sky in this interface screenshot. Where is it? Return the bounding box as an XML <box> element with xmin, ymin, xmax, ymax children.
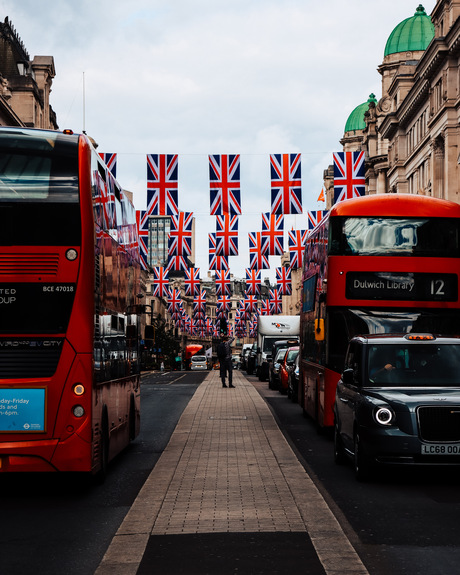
<box><xmin>1</xmin><ymin>0</ymin><xmax>436</xmax><ymax>279</ymax></box>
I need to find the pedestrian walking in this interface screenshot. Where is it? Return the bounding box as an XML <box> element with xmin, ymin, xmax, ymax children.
<box><xmin>217</xmin><ymin>334</ymin><xmax>235</xmax><ymax>388</ymax></box>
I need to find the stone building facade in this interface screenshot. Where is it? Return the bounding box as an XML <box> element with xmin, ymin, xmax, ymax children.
<box><xmin>326</xmin><ymin>1</ymin><xmax>460</xmax><ymax>209</ymax></box>
<box><xmin>0</xmin><ymin>17</ymin><xmax>57</xmax><ymax>129</ymax></box>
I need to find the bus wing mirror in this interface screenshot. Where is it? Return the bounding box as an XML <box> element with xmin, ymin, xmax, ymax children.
<box><xmin>314</xmin><ymin>318</ymin><xmax>325</xmax><ymax>341</ymax></box>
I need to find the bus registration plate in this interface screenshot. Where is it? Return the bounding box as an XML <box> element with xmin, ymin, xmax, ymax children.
<box><xmin>421</xmin><ymin>444</ymin><xmax>460</xmax><ymax>455</ymax></box>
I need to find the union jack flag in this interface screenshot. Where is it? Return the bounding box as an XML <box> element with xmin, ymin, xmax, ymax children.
<box><xmin>215</xmin><ymin>215</ymin><xmax>239</xmax><ymax>256</ymax></box>
<box><xmin>245</xmin><ymin>268</ymin><xmax>261</xmax><ymax>296</ymax></box>
<box><xmin>168</xmin><ymin>211</ymin><xmax>193</xmax><ymax>257</ymax></box>
<box><xmin>99</xmin><ymin>152</ymin><xmax>117</xmax><ymax>178</ymax></box>
<box><xmin>244</xmin><ymin>294</ymin><xmax>258</xmax><ymax>314</ymax></box>
<box><xmin>248</xmin><ymin>232</ymin><xmax>269</xmax><ymax>270</ymax></box>
<box><xmin>209</xmin><ymin>233</ymin><xmax>229</xmax><ymax>271</ymax></box>
<box><xmin>288</xmin><ymin>229</ymin><xmax>308</xmax><ymax>270</ymax></box>
<box><xmin>215</xmin><ymin>270</ymin><xmax>231</xmax><ymax>297</ymax></box>
<box><xmin>193</xmin><ymin>290</ymin><xmax>207</xmax><ymax>317</ymax></box>
<box><xmin>136</xmin><ymin>210</ymin><xmax>149</xmax><ymax>270</ymax></box>
<box><xmin>249</xmin><ymin>317</ymin><xmax>258</xmax><ymax>338</ymax></box>
<box><xmin>209</xmin><ymin>154</ymin><xmax>242</xmax><ymax>215</ymax></box>
<box><xmin>146</xmin><ymin>154</ymin><xmax>179</xmax><ymax>216</ymax></box>
<box><xmin>307</xmin><ymin>210</ymin><xmax>328</xmax><ymax>230</ymax></box>
<box><xmin>270</xmin><ymin>153</ymin><xmax>302</xmax><ymax>215</ymax></box>
<box><xmin>167</xmin><ymin>288</ymin><xmax>182</xmax><ymax>314</ymax></box>
<box><xmin>276</xmin><ymin>267</ymin><xmax>292</xmax><ymax>296</ymax></box>
<box><xmin>165</xmin><ymin>255</ymin><xmax>188</xmax><ymax>272</ymax></box>
<box><xmin>333</xmin><ymin>151</ymin><xmax>365</xmax><ymax>204</ymax></box>
<box><xmin>216</xmin><ymin>295</ymin><xmax>231</xmax><ymax>317</ymax></box>
<box><xmin>152</xmin><ymin>266</ymin><xmax>169</xmax><ymax>298</ymax></box>
<box><xmin>184</xmin><ymin>267</ymin><xmax>200</xmax><ymax>297</ymax></box>
<box><xmin>261</xmin><ymin>212</ymin><xmax>284</xmax><ymax>256</ymax></box>
<box><xmin>260</xmin><ymin>299</ymin><xmax>270</xmax><ymax>316</ymax></box>
<box><xmin>269</xmin><ymin>288</ymin><xmax>282</xmax><ymax>314</ymax></box>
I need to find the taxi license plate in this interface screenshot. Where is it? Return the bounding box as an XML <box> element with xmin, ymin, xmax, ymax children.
<box><xmin>421</xmin><ymin>444</ymin><xmax>460</xmax><ymax>455</ymax></box>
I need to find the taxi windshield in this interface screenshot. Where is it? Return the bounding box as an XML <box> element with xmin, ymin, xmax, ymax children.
<box><xmin>367</xmin><ymin>343</ymin><xmax>460</xmax><ymax>387</ymax></box>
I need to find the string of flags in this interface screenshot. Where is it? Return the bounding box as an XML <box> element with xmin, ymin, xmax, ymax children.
<box><xmin>95</xmin><ymin>150</ymin><xmax>365</xmax><ymax>337</ymax></box>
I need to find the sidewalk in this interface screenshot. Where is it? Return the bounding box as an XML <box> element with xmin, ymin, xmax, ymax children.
<box><xmin>95</xmin><ymin>370</ymin><xmax>368</xmax><ymax>574</ymax></box>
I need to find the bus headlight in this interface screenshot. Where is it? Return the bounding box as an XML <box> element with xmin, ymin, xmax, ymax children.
<box><xmin>72</xmin><ymin>405</ymin><xmax>85</xmax><ymax>418</ymax></box>
<box><xmin>374</xmin><ymin>406</ymin><xmax>394</xmax><ymax>426</ymax></box>
<box><xmin>66</xmin><ymin>248</ymin><xmax>78</xmax><ymax>261</ymax></box>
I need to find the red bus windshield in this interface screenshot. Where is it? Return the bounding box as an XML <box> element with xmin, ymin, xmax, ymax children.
<box><xmin>0</xmin><ymin>129</ymin><xmax>81</xmax><ymax>246</ymax></box>
<box><xmin>329</xmin><ymin>216</ymin><xmax>460</xmax><ymax>258</ymax></box>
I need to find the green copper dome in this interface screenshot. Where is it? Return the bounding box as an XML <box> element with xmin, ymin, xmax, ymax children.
<box><xmin>384</xmin><ymin>5</ymin><xmax>434</xmax><ymax>57</ymax></box>
<box><xmin>344</xmin><ymin>94</ymin><xmax>378</xmax><ymax>133</ymax></box>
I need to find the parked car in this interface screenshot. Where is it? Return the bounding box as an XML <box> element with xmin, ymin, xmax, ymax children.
<box><xmin>232</xmin><ymin>355</ymin><xmax>240</xmax><ymax>369</ymax></box>
<box><xmin>334</xmin><ymin>333</ymin><xmax>460</xmax><ymax>481</ymax></box>
<box><xmin>268</xmin><ymin>339</ymin><xmax>298</xmax><ymax>389</ymax></box>
<box><xmin>279</xmin><ymin>346</ymin><xmax>299</xmax><ymax>394</ymax></box>
<box><xmin>287</xmin><ymin>353</ymin><xmax>300</xmax><ymax>402</ymax></box>
<box><xmin>246</xmin><ymin>343</ymin><xmax>257</xmax><ymax>375</ymax></box>
<box><xmin>268</xmin><ymin>348</ymin><xmax>288</xmax><ymax>391</ymax></box>
<box><xmin>240</xmin><ymin>344</ymin><xmax>253</xmax><ymax>371</ymax></box>
<box><xmin>191</xmin><ymin>355</ymin><xmax>208</xmax><ymax>371</ymax></box>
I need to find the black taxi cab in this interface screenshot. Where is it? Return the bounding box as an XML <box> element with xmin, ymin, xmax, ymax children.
<box><xmin>334</xmin><ymin>334</ymin><xmax>460</xmax><ymax>480</ymax></box>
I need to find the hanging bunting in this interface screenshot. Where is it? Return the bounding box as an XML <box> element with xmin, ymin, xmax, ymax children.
<box><xmin>248</xmin><ymin>232</ymin><xmax>269</xmax><ymax>270</ymax></box>
<box><xmin>261</xmin><ymin>212</ymin><xmax>284</xmax><ymax>255</ymax></box>
<box><xmin>209</xmin><ymin>154</ymin><xmax>242</xmax><ymax>215</ymax></box>
<box><xmin>184</xmin><ymin>267</ymin><xmax>201</xmax><ymax>297</ymax></box>
<box><xmin>276</xmin><ymin>267</ymin><xmax>292</xmax><ymax>296</ymax></box>
<box><xmin>165</xmin><ymin>255</ymin><xmax>188</xmax><ymax>272</ymax></box>
<box><xmin>99</xmin><ymin>152</ymin><xmax>117</xmax><ymax>178</ymax></box>
<box><xmin>215</xmin><ymin>270</ymin><xmax>232</xmax><ymax>297</ymax></box>
<box><xmin>215</xmin><ymin>214</ymin><xmax>239</xmax><ymax>256</ymax></box>
<box><xmin>269</xmin><ymin>288</ymin><xmax>282</xmax><ymax>314</ymax></box>
<box><xmin>245</xmin><ymin>268</ymin><xmax>261</xmax><ymax>296</ymax></box>
<box><xmin>288</xmin><ymin>229</ymin><xmax>308</xmax><ymax>271</ymax></box>
<box><xmin>152</xmin><ymin>266</ymin><xmax>169</xmax><ymax>298</ymax></box>
<box><xmin>209</xmin><ymin>233</ymin><xmax>230</xmax><ymax>271</ymax></box>
<box><xmin>317</xmin><ymin>188</ymin><xmax>325</xmax><ymax>202</ymax></box>
<box><xmin>270</xmin><ymin>153</ymin><xmax>302</xmax><ymax>215</ymax></box>
<box><xmin>193</xmin><ymin>290</ymin><xmax>207</xmax><ymax>317</ymax></box>
<box><xmin>333</xmin><ymin>151</ymin><xmax>365</xmax><ymax>204</ymax></box>
<box><xmin>244</xmin><ymin>294</ymin><xmax>259</xmax><ymax>315</ymax></box>
<box><xmin>260</xmin><ymin>299</ymin><xmax>270</xmax><ymax>316</ymax></box>
<box><xmin>167</xmin><ymin>288</ymin><xmax>182</xmax><ymax>314</ymax></box>
<box><xmin>146</xmin><ymin>154</ymin><xmax>179</xmax><ymax>216</ymax></box>
<box><xmin>168</xmin><ymin>211</ymin><xmax>193</xmax><ymax>257</ymax></box>
<box><xmin>307</xmin><ymin>210</ymin><xmax>328</xmax><ymax>230</ymax></box>
<box><xmin>136</xmin><ymin>210</ymin><xmax>149</xmax><ymax>270</ymax></box>
<box><xmin>216</xmin><ymin>295</ymin><xmax>232</xmax><ymax>317</ymax></box>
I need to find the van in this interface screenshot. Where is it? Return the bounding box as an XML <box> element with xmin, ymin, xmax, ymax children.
<box><xmin>191</xmin><ymin>355</ymin><xmax>208</xmax><ymax>371</ymax></box>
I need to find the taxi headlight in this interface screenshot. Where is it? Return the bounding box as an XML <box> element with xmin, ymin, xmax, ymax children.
<box><xmin>374</xmin><ymin>406</ymin><xmax>394</xmax><ymax>426</ymax></box>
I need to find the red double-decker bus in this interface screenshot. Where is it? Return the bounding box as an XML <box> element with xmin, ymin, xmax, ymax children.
<box><xmin>300</xmin><ymin>194</ymin><xmax>460</xmax><ymax>429</ymax></box>
<box><xmin>0</xmin><ymin>127</ymin><xmax>142</xmax><ymax>479</ymax></box>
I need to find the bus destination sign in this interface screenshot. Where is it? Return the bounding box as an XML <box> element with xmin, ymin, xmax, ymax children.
<box><xmin>346</xmin><ymin>272</ymin><xmax>458</xmax><ymax>302</ymax></box>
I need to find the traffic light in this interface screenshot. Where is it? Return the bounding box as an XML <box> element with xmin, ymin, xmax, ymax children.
<box><xmin>219</xmin><ymin>317</ymin><xmax>227</xmax><ymax>335</ymax></box>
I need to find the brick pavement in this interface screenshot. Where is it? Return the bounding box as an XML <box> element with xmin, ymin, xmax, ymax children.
<box><xmin>95</xmin><ymin>370</ymin><xmax>369</xmax><ymax>574</ymax></box>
